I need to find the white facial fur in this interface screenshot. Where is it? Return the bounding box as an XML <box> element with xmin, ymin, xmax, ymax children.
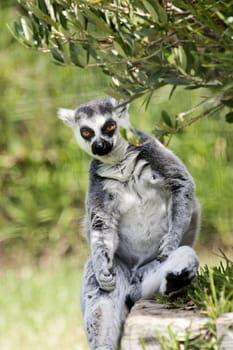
<box><xmin>75</xmin><ymin>114</ymin><xmax>117</xmax><ymax>157</ymax></box>
<box><xmin>57</xmin><ymin>99</ymin><xmax>132</xmax><ymax>164</ymax></box>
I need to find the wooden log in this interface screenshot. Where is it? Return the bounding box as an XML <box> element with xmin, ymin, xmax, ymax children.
<box><xmin>120</xmin><ymin>299</ymin><xmax>209</xmax><ymax>350</ymax></box>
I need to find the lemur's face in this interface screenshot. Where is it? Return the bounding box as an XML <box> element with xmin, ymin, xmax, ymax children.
<box><xmin>75</xmin><ymin>102</ymin><xmax>118</xmax><ymax>157</ymax></box>
<box><xmin>79</xmin><ymin>117</ymin><xmax>116</xmax><ymax>156</ymax></box>
<box><xmin>58</xmin><ymin>98</ymin><xmax>131</xmax><ymax>161</ymax></box>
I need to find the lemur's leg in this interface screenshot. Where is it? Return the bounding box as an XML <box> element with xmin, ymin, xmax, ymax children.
<box><xmin>80</xmin><ymin>257</ymin><xmax>131</xmax><ymax>350</ymax></box>
<box><xmin>129</xmin><ymin>246</ymin><xmax>199</xmax><ymax>301</ymax></box>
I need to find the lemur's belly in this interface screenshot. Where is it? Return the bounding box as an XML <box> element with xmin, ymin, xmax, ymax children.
<box><xmin>117</xmin><ymin>190</ymin><xmax>169</xmax><ymax>267</ymax></box>
<box><xmin>101</xmin><ymin>160</ymin><xmax>170</xmax><ymax>267</ymax></box>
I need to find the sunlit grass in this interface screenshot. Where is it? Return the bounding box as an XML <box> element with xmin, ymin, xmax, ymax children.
<box><xmin>0</xmin><ymin>259</ymin><xmax>89</xmax><ymax>350</ymax></box>
<box><xmin>0</xmin><ymin>249</ymin><xmax>231</xmax><ymax>350</ymax></box>
<box><xmin>153</xmin><ymin>252</ymin><xmax>233</xmax><ymax>349</ymax></box>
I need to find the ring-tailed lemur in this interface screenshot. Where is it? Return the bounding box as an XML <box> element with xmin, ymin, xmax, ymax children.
<box><xmin>58</xmin><ymin>98</ymin><xmax>200</xmax><ymax>350</ymax></box>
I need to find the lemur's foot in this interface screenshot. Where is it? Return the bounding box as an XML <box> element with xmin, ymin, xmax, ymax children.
<box><xmin>163</xmin><ymin>267</ymin><xmax>197</xmax><ymax>297</ymax></box>
<box><xmin>158</xmin><ymin>246</ymin><xmax>199</xmax><ymax>297</ymax></box>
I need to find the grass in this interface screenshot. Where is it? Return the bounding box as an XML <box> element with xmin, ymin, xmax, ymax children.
<box><xmin>0</xmin><ymin>258</ymin><xmax>89</xmax><ymax>350</ymax></box>
<box><xmin>154</xmin><ymin>251</ymin><xmax>233</xmax><ymax>349</ymax></box>
<box><xmin>170</xmin><ymin>257</ymin><xmax>233</xmax><ymax>320</ymax></box>
<box><xmin>188</xmin><ymin>255</ymin><xmax>233</xmax><ymax>320</ymax></box>
<box><xmin>1</xmin><ymin>250</ymin><xmax>232</xmax><ymax>350</ymax></box>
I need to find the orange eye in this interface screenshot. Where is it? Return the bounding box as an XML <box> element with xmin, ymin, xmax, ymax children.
<box><xmin>80</xmin><ymin>127</ymin><xmax>94</xmax><ymax>140</ymax></box>
<box><xmin>105</xmin><ymin>123</ymin><xmax>116</xmax><ymax>132</ymax></box>
<box><xmin>82</xmin><ymin>130</ymin><xmax>90</xmax><ymax>138</ymax></box>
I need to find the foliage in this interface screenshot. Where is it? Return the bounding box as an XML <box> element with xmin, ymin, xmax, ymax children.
<box><xmin>0</xmin><ymin>3</ymin><xmax>232</xmax><ymax>254</ymax></box>
<box><xmin>13</xmin><ymin>0</ymin><xmax>233</xmax><ymax>134</ymax></box>
<box><xmin>154</xmin><ymin>251</ymin><xmax>233</xmax><ymax>349</ymax></box>
<box><xmin>186</xmin><ymin>253</ymin><xmax>233</xmax><ymax>319</ymax></box>
<box><xmin>156</xmin><ymin>251</ymin><xmax>233</xmax><ymax>318</ymax></box>
<box><xmin>157</xmin><ymin>324</ymin><xmax>218</xmax><ymax>350</ymax></box>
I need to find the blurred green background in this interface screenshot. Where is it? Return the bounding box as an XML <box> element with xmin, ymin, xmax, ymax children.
<box><xmin>1</xmin><ymin>2</ymin><xmax>232</xmax><ymax>260</ymax></box>
<box><xmin>0</xmin><ymin>2</ymin><xmax>232</xmax><ymax>350</ymax></box>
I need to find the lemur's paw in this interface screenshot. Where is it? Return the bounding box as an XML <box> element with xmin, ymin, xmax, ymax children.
<box><xmin>161</xmin><ymin>267</ymin><xmax>197</xmax><ymax>297</ymax></box>
<box><xmin>98</xmin><ymin>270</ymin><xmax>116</xmax><ymax>292</ymax></box>
<box><xmin>157</xmin><ymin>242</ymin><xmax>174</xmax><ymax>262</ymax></box>
<box><xmin>157</xmin><ymin>254</ymin><xmax>168</xmax><ymax>263</ymax></box>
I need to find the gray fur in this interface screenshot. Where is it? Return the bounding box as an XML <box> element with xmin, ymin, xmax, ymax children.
<box><xmin>58</xmin><ymin>98</ymin><xmax>200</xmax><ymax>350</ymax></box>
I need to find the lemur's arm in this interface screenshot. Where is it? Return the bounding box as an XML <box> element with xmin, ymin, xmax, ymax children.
<box><xmin>158</xmin><ymin>174</ymin><xmax>195</xmax><ymax>261</ymax></box>
<box><xmin>85</xmin><ymin>160</ymin><xmax>119</xmax><ymax>291</ymax></box>
<box><xmin>138</xmin><ymin>138</ymin><xmax>196</xmax><ymax>261</ymax></box>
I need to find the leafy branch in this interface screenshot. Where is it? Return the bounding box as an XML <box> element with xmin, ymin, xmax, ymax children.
<box><xmin>13</xmin><ymin>0</ymin><xmax>233</xmax><ymax>137</ymax></box>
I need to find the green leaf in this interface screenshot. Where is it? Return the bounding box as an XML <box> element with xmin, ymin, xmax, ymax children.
<box><xmin>169</xmin><ymin>85</ymin><xmax>177</xmax><ymax>99</ymax></box>
<box><xmin>84</xmin><ymin>9</ymin><xmax>112</xmax><ymax>34</ymax></box>
<box><xmin>143</xmin><ymin>0</ymin><xmax>167</xmax><ymax>24</ymax></box>
<box><xmin>113</xmin><ymin>41</ymin><xmax>127</xmax><ymax>58</ymax></box>
<box><xmin>120</xmin><ymin>127</ymin><xmax>142</xmax><ymax>146</ymax></box>
<box><xmin>14</xmin><ymin>21</ymin><xmax>23</xmax><ymax>37</ymax></box>
<box><xmin>38</xmin><ymin>0</ymin><xmax>49</xmax><ymax>16</ymax></box>
<box><xmin>28</xmin><ymin>4</ymin><xmax>56</xmax><ymax>26</ymax></box>
<box><xmin>142</xmin><ymin>91</ymin><xmax>154</xmax><ymax>111</ymax></box>
<box><xmin>69</xmin><ymin>42</ymin><xmax>82</xmax><ymax>67</ymax></box>
<box><xmin>120</xmin><ymin>126</ymin><xmax>127</xmax><ymax>140</ymax></box>
<box><xmin>142</xmin><ymin>0</ymin><xmax>159</xmax><ymax>23</ymax></box>
<box><xmin>225</xmin><ymin>112</ymin><xmax>233</xmax><ymax>123</ymax></box>
<box><xmin>50</xmin><ymin>48</ymin><xmax>64</xmax><ymax>63</ymax></box>
<box><xmin>155</xmin><ymin>0</ymin><xmax>167</xmax><ymax>24</ymax></box>
<box><xmin>174</xmin><ymin>46</ymin><xmax>187</xmax><ymax>71</ymax></box>
<box><xmin>20</xmin><ymin>17</ymin><xmax>33</xmax><ymax>43</ymax></box>
<box><xmin>222</xmin><ymin>98</ymin><xmax>233</xmax><ymax>108</ymax></box>
<box><xmin>59</xmin><ymin>11</ymin><xmax>68</xmax><ymax>30</ymax></box>
<box><xmin>153</xmin><ymin>128</ymin><xmax>170</xmax><ymax>137</ymax></box>
<box><xmin>161</xmin><ymin>111</ymin><xmax>173</xmax><ymax>128</ymax></box>
<box><xmin>70</xmin><ymin>43</ymin><xmax>87</xmax><ymax>67</ymax></box>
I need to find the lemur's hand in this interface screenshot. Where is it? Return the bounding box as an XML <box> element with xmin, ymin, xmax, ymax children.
<box><xmin>97</xmin><ymin>267</ymin><xmax>116</xmax><ymax>292</ymax></box>
<box><xmin>157</xmin><ymin>240</ymin><xmax>174</xmax><ymax>262</ymax></box>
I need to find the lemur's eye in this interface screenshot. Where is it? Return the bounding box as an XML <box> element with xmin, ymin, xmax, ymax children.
<box><xmin>82</xmin><ymin>130</ymin><xmax>90</xmax><ymax>138</ymax></box>
<box><xmin>80</xmin><ymin>127</ymin><xmax>95</xmax><ymax>140</ymax></box>
<box><xmin>102</xmin><ymin>120</ymin><xmax>116</xmax><ymax>136</ymax></box>
<box><xmin>106</xmin><ymin>123</ymin><xmax>115</xmax><ymax>132</ymax></box>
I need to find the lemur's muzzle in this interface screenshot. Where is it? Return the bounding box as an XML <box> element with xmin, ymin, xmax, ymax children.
<box><xmin>92</xmin><ymin>138</ymin><xmax>113</xmax><ymax>156</ymax></box>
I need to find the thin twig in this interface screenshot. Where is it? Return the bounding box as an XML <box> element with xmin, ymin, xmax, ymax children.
<box><xmin>176</xmin><ymin>103</ymin><xmax>222</xmax><ymax>131</ymax></box>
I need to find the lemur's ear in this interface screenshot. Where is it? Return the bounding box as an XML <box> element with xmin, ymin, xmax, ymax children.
<box><xmin>115</xmin><ymin>100</ymin><xmax>131</xmax><ymax>128</ymax></box>
<box><xmin>57</xmin><ymin>108</ymin><xmax>75</xmax><ymax>128</ymax></box>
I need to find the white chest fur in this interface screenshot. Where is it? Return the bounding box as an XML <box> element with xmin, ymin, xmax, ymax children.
<box><xmin>97</xmin><ymin>154</ymin><xmax>170</xmax><ymax>267</ymax></box>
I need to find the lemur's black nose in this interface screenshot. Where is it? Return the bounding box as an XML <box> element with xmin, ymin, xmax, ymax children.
<box><xmin>92</xmin><ymin>138</ymin><xmax>113</xmax><ymax>156</ymax></box>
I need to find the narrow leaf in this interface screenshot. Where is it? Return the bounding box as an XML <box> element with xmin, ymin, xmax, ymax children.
<box><xmin>225</xmin><ymin>112</ymin><xmax>233</xmax><ymax>123</ymax></box>
<box><xmin>28</xmin><ymin>4</ymin><xmax>56</xmax><ymax>26</ymax></box>
<box><xmin>84</xmin><ymin>9</ymin><xmax>112</xmax><ymax>34</ymax></box>
<box><xmin>50</xmin><ymin>48</ymin><xmax>64</xmax><ymax>63</ymax></box>
<box><xmin>222</xmin><ymin>98</ymin><xmax>233</xmax><ymax>108</ymax></box>
<box><xmin>161</xmin><ymin>111</ymin><xmax>173</xmax><ymax>128</ymax></box>
<box><xmin>120</xmin><ymin>127</ymin><xmax>142</xmax><ymax>146</ymax></box>
<box><xmin>142</xmin><ymin>0</ymin><xmax>159</xmax><ymax>23</ymax></box>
